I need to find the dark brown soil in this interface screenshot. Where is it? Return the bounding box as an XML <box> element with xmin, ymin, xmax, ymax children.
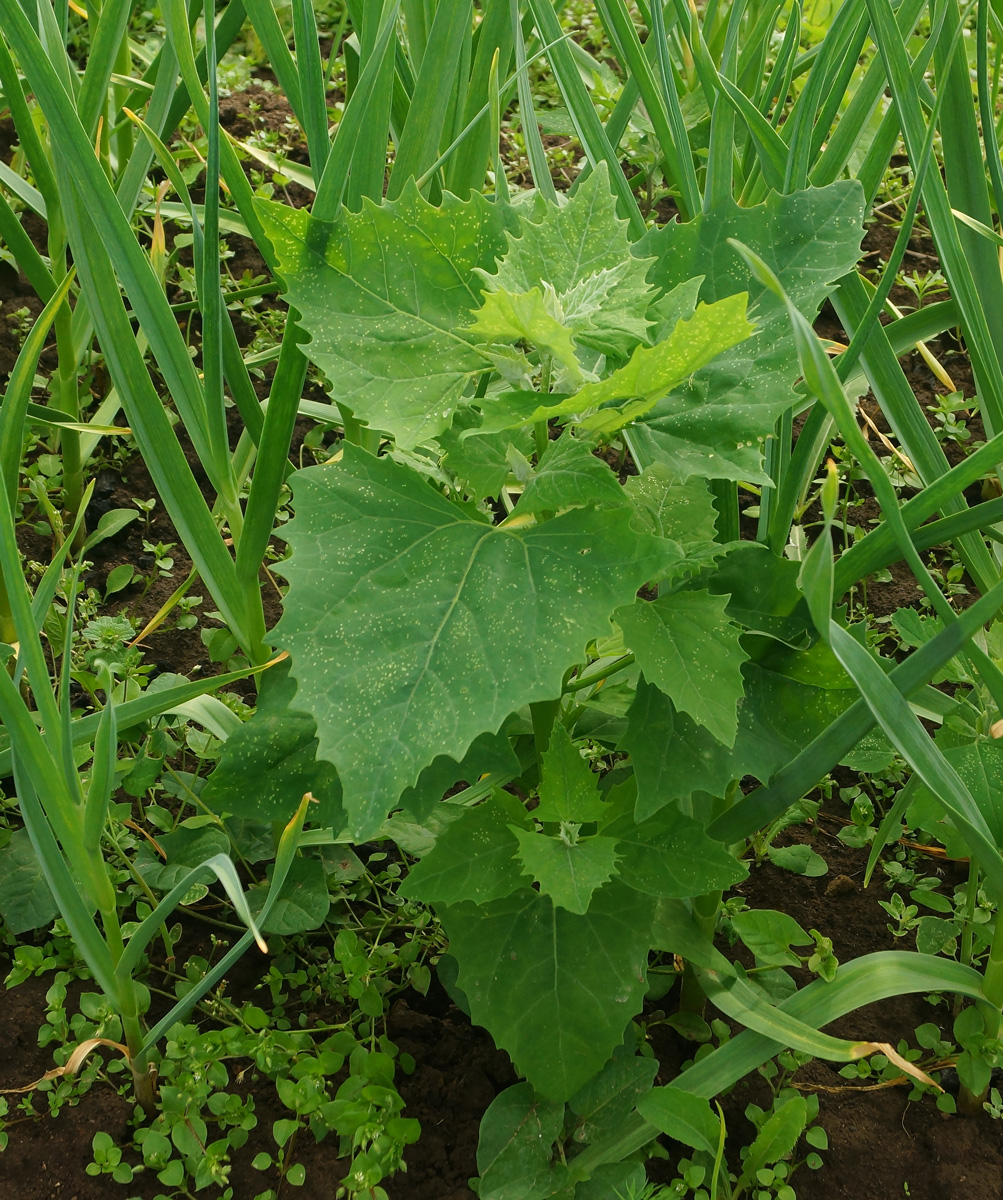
<box><xmin>4</xmin><ymin>826</ymin><xmax>1002</xmax><ymax>1200</ymax></box>
<box><xmin>713</xmin><ymin>829</ymin><xmax>1003</xmax><ymax>1200</ymax></box>
<box><xmin>0</xmin><ymin>957</ymin><xmax>511</xmax><ymax>1200</ymax></box>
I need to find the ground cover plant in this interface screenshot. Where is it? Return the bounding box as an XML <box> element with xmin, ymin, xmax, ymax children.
<box><xmin>4</xmin><ymin>0</ymin><xmax>1003</xmax><ymax>1197</ymax></box>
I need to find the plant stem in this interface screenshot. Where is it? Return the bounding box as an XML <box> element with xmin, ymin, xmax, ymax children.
<box><xmin>562</xmin><ymin>654</ymin><xmax>636</xmax><ymax>694</ymax></box>
<box><xmin>677</xmin><ymin>891</ymin><xmax>722</xmax><ymax>1016</ymax></box>
<box><xmin>535</xmin><ymin>354</ymin><xmax>553</xmax><ymax>461</ymax></box>
<box><xmin>339</xmin><ymin>406</ymin><xmax>381</xmax><ymax>453</ymax></box>
<box><xmin>958</xmin><ymin>907</ymin><xmax>1003</xmax><ymax>1113</ymax></box>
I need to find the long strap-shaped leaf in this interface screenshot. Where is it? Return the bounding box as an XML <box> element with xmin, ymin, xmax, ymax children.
<box><xmin>138</xmin><ymin>791</ymin><xmax>314</xmax><ymax>1051</ymax></box>
<box><xmin>594</xmin><ymin>0</ymin><xmax>696</xmax><ymax>216</ymax></box>
<box><xmin>76</xmin><ymin>0</ymin><xmax>131</xmax><ymax>137</ymax></box>
<box><xmin>698</xmin><ymin>965</ymin><xmax>898</xmax><ymax>1061</ymax></box>
<box><xmin>314</xmin><ymin>0</ymin><xmax>401</xmax><ymax>219</ymax></box>
<box><xmin>161</xmin><ymin>0</ymin><xmax>273</xmax><ymax>262</ymax></box>
<box><xmin>834</xmin><ymin>275</ymin><xmax>999</xmax><ymax>594</ymax></box>
<box><xmin>124</xmin><ymin>109</ymin><xmax>264</xmax><ymax>444</ymax></box>
<box><xmin>12</xmin><ymin>756</ymin><xmax>119</xmax><ymax>1003</ymax></box>
<box><xmin>0</xmin><ymin>661</ymin><xmax>261</xmax><ymax>778</ymax></box>
<box><xmin>712</xmin><ymin>575</ymin><xmax>1003</xmax><ymax>842</ymax></box>
<box><xmin>737</xmin><ymin>242</ymin><xmax>1003</xmax><ymax>902</ymax></box>
<box><xmin>0</xmin><ymin>270</ymin><xmax>75</xmax><ymax>507</ymax></box>
<box><xmin>866</xmin><ymin>0</ymin><xmax>1003</xmax><ymax>436</ymax></box>
<box><xmin>386</xmin><ymin>0</ymin><xmax>471</xmax><ymax>198</ymax></box>
<box><xmin>525</xmin><ymin>0</ymin><xmax>646</xmax><ymax>236</ymax></box>
<box><xmin>835</xmin><ymin>429</ymin><xmax>1003</xmax><ymax>591</ymax></box>
<box><xmin>55</xmin><ymin>175</ymin><xmax>251</xmax><ymax>645</ymax></box>
<box><xmin>291</xmin><ymin>0</ymin><xmax>331</xmax><ymax>177</ymax></box>
<box><xmin>573</xmin><ymin>951</ymin><xmax>987</xmax><ymax>1174</ymax></box>
<box><xmin>3</xmin><ymin>5</ymin><xmax>224</xmax><ymax>484</ymax></box>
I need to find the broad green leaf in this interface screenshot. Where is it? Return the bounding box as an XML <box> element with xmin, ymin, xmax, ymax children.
<box><xmin>572</xmin><ymin>295</ymin><xmax>753</xmax><ymax>432</ymax></box>
<box><xmin>517</xmin><ymin>436</ymin><xmax>625</xmax><ymax>515</ymax></box>
<box><xmin>617</xmin><ymin>590</ymin><xmax>749</xmax><ymax>746</ymax></box>
<box><xmin>620</xmin><ymin>678</ymin><xmax>771</xmax><ymax>819</ymax></box>
<box><xmin>202</xmin><ymin>661</ymin><xmax>343</xmax><ymax>825</ymax></box>
<box><xmin>636</xmin><ymin>1088</ymin><xmax>721</xmax><ymax>1155</ymax></box>
<box><xmin>472</xmin><ymin>295</ymin><xmax>753</xmax><ymax>437</ymax></box>
<box><xmin>601</xmin><ymin>805</ymin><xmax>746</xmax><ymax>900</ymax></box>
<box><xmin>708</xmin><ymin>544</ymin><xmax>811</xmax><ymax>644</ymax></box>
<box><xmin>440</xmin><ymin>882</ymin><xmax>655</xmax><ymax>1100</ymax></box>
<box><xmin>624</xmin><ymin>466</ymin><xmax>718</xmax><ymax>548</ymax></box>
<box><xmin>247</xmin><ymin>857</ymin><xmax>331</xmax><ymax>934</ymax></box>
<box><xmin>511</xmin><ymin>827</ymin><xmax>620</xmax><ymax>914</ymax></box>
<box><xmin>647</xmin><ymin>277</ymin><xmax>703</xmax><ymax>341</ymax></box>
<box><xmin>909</xmin><ymin>739</ymin><xmax>1003</xmax><ymax>858</ymax></box>
<box><xmin>481</xmin><ymin>163</ymin><xmax>657</xmax><ymax>359</ymax></box>
<box><xmin>568</xmin><ymin>1054</ymin><xmax>658</xmax><ymax>1145</ymax></box>
<box><xmin>464</xmin><ymin>286</ymin><xmax>583</xmax><ymax>381</ymax></box>
<box><xmin>632</xmin><ymin>183</ymin><xmax>866</xmax><ymax>480</ymax></box>
<box><xmin>136</xmin><ymin>826</ymin><xmax>230</xmax><ymax>892</ymax></box>
<box><xmin>916</xmin><ymin>916</ymin><xmax>959</xmax><ymax>957</ymax></box>
<box><xmin>474</xmin><ymin>388</ymin><xmax>575</xmax><ymax>435</ymax></box>
<box><xmin>439</xmin><ymin>413</ymin><xmax>534</xmax><ymax>501</ymax></box>
<box><xmin>380</xmin><ymin>803</ymin><xmax>470</xmax><ymax>859</ymax></box>
<box><xmin>767</xmin><ymin>844</ymin><xmax>829</xmax><ymax>877</ymax></box>
<box><xmin>0</xmin><ymin>827</ymin><xmax>58</xmax><ymax>934</ymax></box>
<box><xmin>731</xmin><ymin>909</ymin><xmax>812</xmax><ymax>968</ymax></box>
<box><xmin>621</xmin><ymin>651</ymin><xmax>866</xmax><ymax>820</ymax></box>
<box><xmin>258</xmin><ymin>187</ymin><xmax>515</xmax><ymax>448</ymax></box>
<box><xmin>475</xmin><ymin>1083</ymin><xmax>565</xmax><ymax>1200</ymax></box>
<box><xmin>275</xmin><ymin>447</ymin><xmax>681</xmax><ymax>838</ymax></box>
<box><xmin>535</xmin><ymin>724</ymin><xmax>608</xmax><ymax>823</ymax></box>
<box><xmin>575</xmin><ymin>1163</ymin><xmax>646</xmax><ymax>1200</ymax></box>
<box><xmin>400</xmin><ymin>794</ymin><xmax>529</xmax><ymax>906</ymax></box>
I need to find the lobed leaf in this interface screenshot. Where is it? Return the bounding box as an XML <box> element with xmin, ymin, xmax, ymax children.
<box><xmin>440</xmin><ymin>881</ymin><xmax>655</xmax><ymax>1100</ymax></box>
<box><xmin>617</xmin><ymin>590</ymin><xmax>749</xmax><ymax>746</ymax></box>
<box><xmin>511</xmin><ymin>827</ymin><xmax>621</xmax><ymax>914</ymax></box>
<box><xmin>400</xmin><ymin>793</ymin><xmax>529</xmax><ymax>906</ymax></box>
<box><xmin>631</xmin><ymin>183</ymin><xmax>866</xmax><ymax>480</ymax></box>
<box><xmin>480</xmin><ymin>164</ymin><xmax>657</xmax><ymax>359</ymax></box>
<box><xmin>274</xmin><ymin>447</ymin><xmax>681</xmax><ymax>838</ymax></box>
<box><xmin>258</xmin><ymin>186</ymin><xmax>516</xmax><ymax>448</ymax></box>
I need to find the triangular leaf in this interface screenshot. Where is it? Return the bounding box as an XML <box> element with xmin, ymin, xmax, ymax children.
<box><xmin>617</xmin><ymin>590</ymin><xmax>749</xmax><ymax>746</ymax></box>
<box><xmin>476</xmin><ymin>1083</ymin><xmax>565</xmax><ymax>1200</ymax></box>
<box><xmin>464</xmin><ymin>285</ymin><xmax>583</xmax><ymax>381</ymax></box>
<box><xmin>573</xmin><ymin>294</ymin><xmax>753</xmax><ymax>431</ymax></box>
<box><xmin>246</xmin><ymin>857</ymin><xmax>331</xmax><ymax>935</ymax></box>
<box><xmin>400</xmin><ymin>794</ymin><xmax>529</xmax><ymax>906</ymax></box>
<box><xmin>637</xmin><ymin>1088</ymin><xmax>722</xmax><ymax>1156</ymax></box>
<box><xmin>511</xmin><ymin>827</ymin><xmax>620</xmax><ymax>914</ymax></box>
<box><xmin>481</xmin><ymin>163</ymin><xmax>657</xmax><ymax>358</ymax></box>
<box><xmin>517</xmin><ymin>436</ymin><xmax>625</xmax><ymax>515</ymax></box>
<box><xmin>258</xmin><ymin>187</ymin><xmax>516</xmax><ymax>448</ymax></box>
<box><xmin>632</xmin><ymin>183</ymin><xmax>866</xmax><ymax>480</ymax></box>
<box><xmin>624</xmin><ymin>466</ymin><xmax>719</xmax><ymax>548</ymax></box>
<box><xmin>439</xmin><ymin>413</ymin><xmax>534</xmax><ymax>502</ymax></box>
<box><xmin>568</xmin><ymin>1053</ymin><xmax>659</xmax><ymax>1144</ymax></box>
<box><xmin>135</xmin><ymin>826</ymin><xmax>230</xmax><ymax>892</ymax></box>
<box><xmin>202</xmin><ymin>660</ymin><xmax>343</xmax><ymax>825</ymax></box>
<box><xmin>602</xmin><ymin>805</ymin><xmax>746</xmax><ymax>899</ymax></box>
<box><xmin>535</xmin><ymin>724</ymin><xmax>608</xmax><ymax>822</ymax></box>
<box><xmin>0</xmin><ymin>827</ymin><xmax>58</xmax><ymax>934</ymax></box>
<box><xmin>440</xmin><ymin>881</ymin><xmax>655</xmax><ymax>1100</ymax></box>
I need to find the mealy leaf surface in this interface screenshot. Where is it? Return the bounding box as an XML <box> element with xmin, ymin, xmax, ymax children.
<box><xmin>274</xmin><ymin>446</ymin><xmax>681</xmax><ymax>837</ymax></box>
